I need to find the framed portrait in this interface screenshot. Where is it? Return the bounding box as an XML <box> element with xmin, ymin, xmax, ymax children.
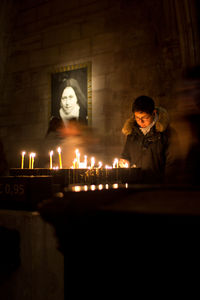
<box><xmin>51</xmin><ymin>62</ymin><xmax>92</xmax><ymax>125</ymax></box>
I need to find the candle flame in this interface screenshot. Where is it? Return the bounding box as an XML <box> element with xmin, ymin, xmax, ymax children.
<box><xmin>84</xmin><ymin>185</ymin><xmax>88</xmax><ymax>191</ymax></box>
<box><xmin>98</xmin><ymin>184</ymin><xmax>103</xmax><ymax>190</ymax></box>
<box><xmin>113</xmin><ymin>183</ymin><xmax>119</xmax><ymax>189</ymax></box>
<box><xmin>73</xmin><ymin>186</ymin><xmax>81</xmax><ymax>192</ymax></box>
<box><xmin>113</xmin><ymin>158</ymin><xmax>119</xmax><ymax>168</ymax></box>
<box><xmin>57</xmin><ymin>147</ymin><xmax>61</xmax><ymax>153</ymax></box>
<box><xmin>90</xmin><ymin>185</ymin><xmax>96</xmax><ymax>191</ymax></box>
<box><xmin>105</xmin><ymin>165</ymin><xmax>112</xmax><ymax>169</ymax></box>
<box><xmin>98</xmin><ymin>161</ymin><xmax>103</xmax><ymax>168</ymax></box>
<box><xmin>91</xmin><ymin>157</ymin><xmax>95</xmax><ymax>168</ymax></box>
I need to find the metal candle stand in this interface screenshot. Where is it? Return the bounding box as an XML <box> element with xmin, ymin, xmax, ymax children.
<box><xmin>9</xmin><ymin>168</ymin><xmax>141</xmax><ymax>187</ymax></box>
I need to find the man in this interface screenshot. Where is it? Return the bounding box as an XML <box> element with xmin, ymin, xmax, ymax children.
<box><xmin>119</xmin><ymin>96</ymin><xmax>177</xmax><ymax>183</ymax></box>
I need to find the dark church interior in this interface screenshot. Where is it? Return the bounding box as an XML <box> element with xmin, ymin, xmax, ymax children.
<box><xmin>1</xmin><ymin>0</ymin><xmax>200</xmax><ymax>299</ymax></box>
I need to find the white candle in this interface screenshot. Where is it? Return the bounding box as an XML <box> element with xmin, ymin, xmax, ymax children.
<box><xmin>113</xmin><ymin>158</ymin><xmax>119</xmax><ymax>168</ymax></box>
<box><xmin>98</xmin><ymin>161</ymin><xmax>103</xmax><ymax>168</ymax></box>
<box><xmin>31</xmin><ymin>153</ymin><xmax>36</xmax><ymax>169</ymax></box>
<box><xmin>21</xmin><ymin>151</ymin><xmax>26</xmax><ymax>169</ymax></box>
<box><xmin>91</xmin><ymin>157</ymin><xmax>95</xmax><ymax>168</ymax></box>
<box><xmin>75</xmin><ymin>149</ymin><xmax>80</xmax><ymax>168</ymax></box>
<box><xmin>49</xmin><ymin>150</ymin><xmax>53</xmax><ymax>169</ymax></box>
<box><xmin>84</xmin><ymin>155</ymin><xmax>87</xmax><ymax>168</ymax></box>
<box><xmin>57</xmin><ymin>147</ymin><xmax>62</xmax><ymax>169</ymax></box>
<box><xmin>73</xmin><ymin>159</ymin><xmax>76</xmax><ymax>169</ymax></box>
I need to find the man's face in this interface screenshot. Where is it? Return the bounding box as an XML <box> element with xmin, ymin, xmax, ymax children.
<box><xmin>134</xmin><ymin>111</ymin><xmax>154</xmax><ymax>128</ymax></box>
<box><xmin>61</xmin><ymin>87</ymin><xmax>78</xmax><ymax>114</ymax></box>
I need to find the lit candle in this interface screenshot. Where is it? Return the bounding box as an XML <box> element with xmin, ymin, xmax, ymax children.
<box><xmin>113</xmin><ymin>183</ymin><xmax>119</xmax><ymax>189</ymax></box>
<box><xmin>91</xmin><ymin>157</ymin><xmax>95</xmax><ymax>168</ymax></box>
<box><xmin>75</xmin><ymin>149</ymin><xmax>80</xmax><ymax>168</ymax></box>
<box><xmin>21</xmin><ymin>151</ymin><xmax>26</xmax><ymax>169</ymax></box>
<box><xmin>84</xmin><ymin>185</ymin><xmax>88</xmax><ymax>191</ymax></box>
<box><xmin>84</xmin><ymin>155</ymin><xmax>87</xmax><ymax>168</ymax></box>
<box><xmin>29</xmin><ymin>153</ymin><xmax>32</xmax><ymax>169</ymax></box>
<box><xmin>90</xmin><ymin>185</ymin><xmax>96</xmax><ymax>191</ymax></box>
<box><xmin>98</xmin><ymin>161</ymin><xmax>103</xmax><ymax>169</ymax></box>
<box><xmin>113</xmin><ymin>158</ymin><xmax>119</xmax><ymax>168</ymax></box>
<box><xmin>73</xmin><ymin>159</ymin><xmax>76</xmax><ymax>169</ymax></box>
<box><xmin>31</xmin><ymin>153</ymin><xmax>36</xmax><ymax>169</ymax></box>
<box><xmin>98</xmin><ymin>184</ymin><xmax>103</xmax><ymax>190</ymax></box>
<box><xmin>49</xmin><ymin>150</ymin><xmax>53</xmax><ymax>169</ymax></box>
<box><xmin>73</xmin><ymin>186</ymin><xmax>81</xmax><ymax>192</ymax></box>
<box><xmin>105</xmin><ymin>165</ymin><xmax>112</xmax><ymax>169</ymax></box>
<box><xmin>57</xmin><ymin>147</ymin><xmax>62</xmax><ymax>169</ymax></box>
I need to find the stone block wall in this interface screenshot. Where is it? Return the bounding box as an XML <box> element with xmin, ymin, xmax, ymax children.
<box><xmin>0</xmin><ymin>0</ymin><xmax>199</xmax><ymax>167</ymax></box>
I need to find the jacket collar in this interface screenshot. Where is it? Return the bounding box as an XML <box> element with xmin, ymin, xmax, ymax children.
<box><xmin>122</xmin><ymin>107</ymin><xmax>170</xmax><ymax>136</ymax></box>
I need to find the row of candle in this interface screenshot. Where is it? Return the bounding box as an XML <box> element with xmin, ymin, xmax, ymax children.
<box><xmin>20</xmin><ymin>147</ymin><xmax>129</xmax><ymax>169</ymax></box>
<box><xmin>71</xmin><ymin>183</ymin><xmax>129</xmax><ymax>192</ymax></box>
<box><xmin>21</xmin><ymin>147</ymin><xmax>62</xmax><ymax>169</ymax></box>
<box><xmin>21</xmin><ymin>151</ymin><xmax>36</xmax><ymax>169</ymax></box>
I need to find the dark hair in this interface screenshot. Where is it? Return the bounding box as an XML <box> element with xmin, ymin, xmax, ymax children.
<box><xmin>132</xmin><ymin>96</ymin><xmax>155</xmax><ymax>114</ymax></box>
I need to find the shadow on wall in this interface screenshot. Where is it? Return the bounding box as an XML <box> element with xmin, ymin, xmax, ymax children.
<box><xmin>171</xmin><ymin>65</ymin><xmax>200</xmax><ymax>184</ymax></box>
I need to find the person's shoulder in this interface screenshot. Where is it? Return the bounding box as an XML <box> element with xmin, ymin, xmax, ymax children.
<box><xmin>122</xmin><ymin>116</ymin><xmax>135</xmax><ymax>136</ymax></box>
<box><xmin>155</xmin><ymin>107</ymin><xmax>170</xmax><ymax>132</ymax></box>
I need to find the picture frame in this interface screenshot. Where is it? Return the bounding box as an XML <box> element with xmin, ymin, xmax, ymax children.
<box><xmin>51</xmin><ymin>62</ymin><xmax>92</xmax><ymax>125</ymax></box>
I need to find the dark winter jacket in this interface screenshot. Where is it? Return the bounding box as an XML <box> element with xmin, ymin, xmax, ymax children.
<box><xmin>121</xmin><ymin>107</ymin><xmax>177</xmax><ymax>183</ymax></box>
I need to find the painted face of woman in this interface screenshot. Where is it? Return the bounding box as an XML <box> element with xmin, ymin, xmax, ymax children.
<box><xmin>61</xmin><ymin>87</ymin><xmax>78</xmax><ymax>114</ymax></box>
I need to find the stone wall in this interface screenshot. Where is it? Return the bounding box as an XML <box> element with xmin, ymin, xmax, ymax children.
<box><xmin>0</xmin><ymin>0</ymin><xmax>199</xmax><ymax>167</ymax></box>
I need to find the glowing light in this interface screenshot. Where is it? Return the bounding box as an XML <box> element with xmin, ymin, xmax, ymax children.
<box><xmin>90</xmin><ymin>185</ymin><xmax>96</xmax><ymax>191</ymax></box>
<box><xmin>98</xmin><ymin>184</ymin><xmax>103</xmax><ymax>190</ymax></box>
<box><xmin>29</xmin><ymin>153</ymin><xmax>36</xmax><ymax>169</ymax></box>
<box><xmin>125</xmin><ymin>183</ymin><xmax>128</xmax><ymax>189</ymax></box>
<box><xmin>31</xmin><ymin>153</ymin><xmax>36</xmax><ymax>169</ymax></box>
<box><xmin>105</xmin><ymin>184</ymin><xmax>109</xmax><ymax>190</ymax></box>
<box><xmin>73</xmin><ymin>158</ymin><xmax>77</xmax><ymax>169</ymax></box>
<box><xmin>49</xmin><ymin>150</ymin><xmax>53</xmax><ymax>169</ymax></box>
<box><xmin>79</xmin><ymin>162</ymin><xmax>86</xmax><ymax>168</ymax></box>
<box><xmin>125</xmin><ymin>163</ymin><xmax>129</xmax><ymax>168</ymax></box>
<box><xmin>57</xmin><ymin>147</ymin><xmax>62</xmax><ymax>169</ymax></box>
<box><xmin>75</xmin><ymin>149</ymin><xmax>80</xmax><ymax>168</ymax></box>
<box><xmin>91</xmin><ymin>157</ymin><xmax>95</xmax><ymax>168</ymax></box>
<box><xmin>113</xmin><ymin>183</ymin><xmax>119</xmax><ymax>189</ymax></box>
<box><xmin>105</xmin><ymin>165</ymin><xmax>112</xmax><ymax>169</ymax></box>
<box><xmin>113</xmin><ymin>158</ymin><xmax>119</xmax><ymax>168</ymax></box>
<box><xmin>84</xmin><ymin>155</ymin><xmax>87</xmax><ymax>168</ymax></box>
<box><xmin>21</xmin><ymin>151</ymin><xmax>26</xmax><ymax>169</ymax></box>
<box><xmin>98</xmin><ymin>161</ymin><xmax>103</xmax><ymax>168</ymax></box>
<box><xmin>53</xmin><ymin>166</ymin><xmax>59</xmax><ymax>170</ymax></box>
<box><xmin>73</xmin><ymin>186</ymin><xmax>81</xmax><ymax>192</ymax></box>
<box><xmin>84</xmin><ymin>185</ymin><xmax>88</xmax><ymax>191</ymax></box>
